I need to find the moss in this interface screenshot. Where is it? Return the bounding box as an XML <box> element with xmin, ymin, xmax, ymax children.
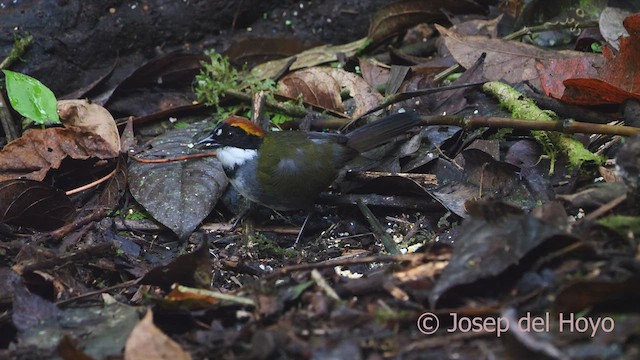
<box><xmin>482</xmin><ymin>81</ymin><xmax>604</xmax><ymax>174</ymax></box>
<box><xmin>194</xmin><ymin>50</ymin><xmax>306</xmax><ymax>123</ymax></box>
<box><xmin>248</xmin><ymin>233</ymin><xmax>299</xmax><ymax>259</ymax></box>
<box><xmin>194</xmin><ymin>50</ymin><xmax>276</xmax><ymax>115</ymax></box>
<box><xmin>560</xmin><ymin>135</ymin><xmax>605</xmax><ymax>171</ymax></box>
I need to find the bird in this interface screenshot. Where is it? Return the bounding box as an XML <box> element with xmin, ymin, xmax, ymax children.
<box><xmin>195</xmin><ymin>112</ymin><xmax>420</xmax><ymax>211</ymax></box>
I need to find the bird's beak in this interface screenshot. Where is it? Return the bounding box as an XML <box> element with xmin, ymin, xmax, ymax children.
<box><xmin>193</xmin><ymin>131</ymin><xmax>220</xmax><ymax>149</ymax></box>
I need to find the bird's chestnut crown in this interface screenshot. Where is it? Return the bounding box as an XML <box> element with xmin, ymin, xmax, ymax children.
<box><xmin>201</xmin><ymin>117</ymin><xmax>264</xmax><ymax>150</ymax></box>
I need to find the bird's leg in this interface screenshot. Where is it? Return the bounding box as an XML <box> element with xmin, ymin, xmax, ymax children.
<box><xmin>230</xmin><ymin>201</ymin><xmax>259</xmax><ymax>245</ymax></box>
<box><xmin>230</xmin><ymin>207</ymin><xmax>249</xmax><ymax>231</ymax></box>
<box><xmin>229</xmin><ymin>198</ymin><xmax>257</xmax><ymax>231</ymax></box>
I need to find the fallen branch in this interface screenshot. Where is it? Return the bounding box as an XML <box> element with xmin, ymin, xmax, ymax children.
<box><xmin>417</xmin><ymin>115</ymin><xmax>640</xmax><ymax>137</ymax></box>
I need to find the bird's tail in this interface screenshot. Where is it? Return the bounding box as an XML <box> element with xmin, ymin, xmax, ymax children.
<box><xmin>345</xmin><ymin>112</ymin><xmax>420</xmax><ymax>153</ymax></box>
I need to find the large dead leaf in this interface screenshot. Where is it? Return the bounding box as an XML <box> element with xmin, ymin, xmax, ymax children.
<box><xmin>430</xmin><ymin>149</ymin><xmax>545</xmax><ymax>218</ymax></box>
<box><xmin>359</xmin><ymin>58</ymin><xmax>390</xmax><ymax>92</ymax></box>
<box><xmin>125</xmin><ymin>310</ymin><xmax>191</xmax><ymax>360</ymax></box>
<box><xmin>554</xmin><ymin>275</ymin><xmax>640</xmax><ymax>314</ymax></box>
<box><xmin>437</xmin><ymin>24</ymin><xmax>601</xmax><ymax>90</ymax></box>
<box><xmin>0</xmin><ymin>179</ymin><xmax>75</xmax><ymax>231</ymax></box>
<box><xmin>224</xmin><ymin>37</ymin><xmax>320</xmax><ymax>67</ymax></box>
<box><xmin>432</xmin><ymin>53</ymin><xmax>487</xmax><ymax>115</ymax></box>
<box><xmin>128</xmin><ymin>121</ymin><xmax>228</xmax><ymax>239</ymax></box>
<box><xmin>58</xmin><ymin>99</ymin><xmax>121</xmax><ymax>154</ymax></box>
<box><xmin>140</xmin><ymin>242</ymin><xmax>211</xmax><ymax>291</ymax></box>
<box><xmin>537</xmin><ymin>13</ymin><xmax>640</xmax><ymax>105</ymax></box>
<box><xmin>0</xmin><ymin>127</ymin><xmax>119</xmax><ymax>182</ymax></box>
<box><xmin>251</xmin><ymin>38</ymin><xmax>368</xmax><ymax>79</ymax></box>
<box><xmin>368</xmin><ymin>0</ymin><xmax>485</xmax><ymax>44</ymax></box>
<box><xmin>277</xmin><ymin>67</ymin><xmax>383</xmax><ymax>119</ymax></box>
<box><xmin>429</xmin><ymin>202</ymin><xmax>567</xmax><ymax>306</ymax></box>
<box><xmin>12</xmin><ymin>281</ymin><xmax>140</xmax><ymax>359</ymax></box>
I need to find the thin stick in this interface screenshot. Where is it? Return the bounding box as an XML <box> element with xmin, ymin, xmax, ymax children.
<box><xmin>265</xmin><ymin>252</ymin><xmax>442</xmax><ymax>279</ymax></box>
<box><xmin>311</xmin><ymin>269</ymin><xmax>341</xmax><ymax>301</ymax></box>
<box><xmin>45</xmin><ymin>209</ymin><xmax>108</xmax><ymax>242</ymax></box>
<box><xmin>357</xmin><ymin>199</ymin><xmax>400</xmax><ymax>255</ymax></box>
<box><xmin>65</xmin><ymin>168</ymin><xmax>117</xmax><ymax>195</ymax></box>
<box><xmin>582</xmin><ymin>193</ymin><xmax>628</xmax><ymax>223</ymax></box>
<box><xmin>19</xmin><ymin>242</ymin><xmax>113</xmax><ymax>273</ymax></box>
<box><xmin>56</xmin><ymin>278</ymin><xmax>140</xmax><ymax>306</ymax></box>
<box><xmin>418</xmin><ymin>115</ymin><xmax>640</xmax><ymax>137</ymax></box>
<box><xmin>348</xmin><ymin>81</ymin><xmax>486</xmax><ymax>126</ymax></box>
<box><xmin>0</xmin><ymin>94</ymin><xmax>18</xmax><ymax>142</ymax></box>
<box><xmin>129</xmin><ymin>151</ymin><xmax>216</xmax><ymax>163</ymax></box>
<box><xmin>0</xmin><ymin>34</ymin><xmax>33</xmax><ymax>70</ymax></box>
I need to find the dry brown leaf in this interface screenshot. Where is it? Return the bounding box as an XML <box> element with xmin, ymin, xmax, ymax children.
<box><xmin>277</xmin><ymin>67</ymin><xmax>382</xmax><ymax>119</ymax></box>
<box><xmin>124</xmin><ymin>310</ymin><xmax>191</xmax><ymax>360</ymax></box>
<box><xmin>368</xmin><ymin>0</ymin><xmax>485</xmax><ymax>44</ymax></box>
<box><xmin>58</xmin><ymin>99</ymin><xmax>121</xmax><ymax>154</ymax></box>
<box><xmin>436</xmin><ymin>24</ymin><xmax>600</xmax><ymax>90</ymax></box>
<box><xmin>251</xmin><ymin>37</ymin><xmax>368</xmax><ymax>79</ymax></box>
<box><xmin>0</xmin><ymin>127</ymin><xmax>118</xmax><ymax>182</ymax></box>
<box><xmin>359</xmin><ymin>58</ymin><xmax>390</xmax><ymax>91</ymax></box>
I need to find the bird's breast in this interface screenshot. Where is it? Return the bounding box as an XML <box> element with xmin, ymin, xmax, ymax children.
<box><xmin>215</xmin><ymin>146</ymin><xmax>258</xmax><ymax>173</ymax></box>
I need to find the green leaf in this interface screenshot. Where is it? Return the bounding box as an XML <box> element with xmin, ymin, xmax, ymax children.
<box><xmin>289</xmin><ymin>280</ymin><xmax>314</xmax><ymax>301</ymax></box>
<box><xmin>3</xmin><ymin>69</ymin><xmax>60</xmax><ymax>124</ymax></box>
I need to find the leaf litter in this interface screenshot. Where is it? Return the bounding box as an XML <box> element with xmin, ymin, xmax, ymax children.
<box><xmin>2</xmin><ymin>2</ymin><xmax>640</xmax><ymax>359</ymax></box>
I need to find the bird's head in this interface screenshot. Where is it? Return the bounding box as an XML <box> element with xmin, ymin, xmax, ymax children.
<box><xmin>195</xmin><ymin>117</ymin><xmax>265</xmax><ymax>170</ymax></box>
<box><xmin>195</xmin><ymin>116</ymin><xmax>265</xmax><ymax>150</ymax></box>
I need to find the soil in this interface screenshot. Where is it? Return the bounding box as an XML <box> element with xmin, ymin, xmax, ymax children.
<box><xmin>0</xmin><ymin>0</ymin><xmax>386</xmax><ymax>96</ymax></box>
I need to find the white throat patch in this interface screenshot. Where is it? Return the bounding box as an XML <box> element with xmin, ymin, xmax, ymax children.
<box><xmin>216</xmin><ymin>146</ymin><xmax>257</xmax><ymax>169</ymax></box>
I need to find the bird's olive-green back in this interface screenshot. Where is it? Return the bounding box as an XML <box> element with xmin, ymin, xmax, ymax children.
<box><xmin>256</xmin><ymin>132</ymin><xmax>355</xmax><ymax>209</ymax></box>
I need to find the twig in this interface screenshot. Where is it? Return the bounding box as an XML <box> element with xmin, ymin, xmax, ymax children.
<box><xmin>17</xmin><ymin>242</ymin><xmax>113</xmax><ymax>274</ymax></box>
<box><xmin>251</xmin><ymin>90</ymin><xmax>268</xmax><ymax>128</ymax></box>
<box><xmin>357</xmin><ymin>199</ymin><xmax>400</xmax><ymax>255</ymax></box>
<box><xmin>402</xmin><ymin>215</ymin><xmax>426</xmax><ymax>244</ymax></box>
<box><xmin>0</xmin><ymin>34</ymin><xmax>31</xmax><ymax>142</ymax></box>
<box><xmin>271</xmin><ymin>56</ymin><xmax>298</xmax><ymax>82</ymax></box>
<box><xmin>171</xmin><ymin>284</ymin><xmax>256</xmax><ymax>306</ymax></box>
<box><xmin>581</xmin><ymin>193</ymin><xmax>627</xmax><ymax>223</ymax></box>
<box><xmin>226</xmin><ymin>89</ymin><xmax>307</xmax><ymax>117</ymax></box>
<box><xmin>44</xmin><ymin>209</ymin><xmax>108</xmax><ymax>242</ymax></box>
<box><xmin>349</xmin><ymin>81</ymin><xmax>486</xmax><ymax>126</ymax></box>
<box><xmin>0</xmin><ymin>34</ymin><xmax>33</xmax><ymax>70</ymax></box>
<box><xmin>65</xmin><ymin>168</ymin><xmax>117</xmax><ymax>196</ymax></box>
<box><xmin>264</xmin><ymin>253</ymin><xmax>437</xmax><ymax>280</ymax></box>
<box><xmin>506</xmin><ymin>20</ymin><xmax>600</xmax><ymax>42</ymax></box>
<box><xmin>129</xmin><ymin>151</ymin><xmax>216</xmax><ymax>163</ymax></box>
<box><xmin>417</xmin><ymin>115</ymin><xmax>640</xmax><ymax>137</ymax></box>
<box><xmin>56</xmin><ymin>278</ymin><xmax>140</xmax><ymax>306</ymax></box>
<box><xmin>0</xmin><ymin>93</ymin><xmax>18</xmax><ymax>142</ymax></box>
<box><xmin>311</xmin><ymin>269</ymin><xmax>341</xmax><ymax>301</ymax></box>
